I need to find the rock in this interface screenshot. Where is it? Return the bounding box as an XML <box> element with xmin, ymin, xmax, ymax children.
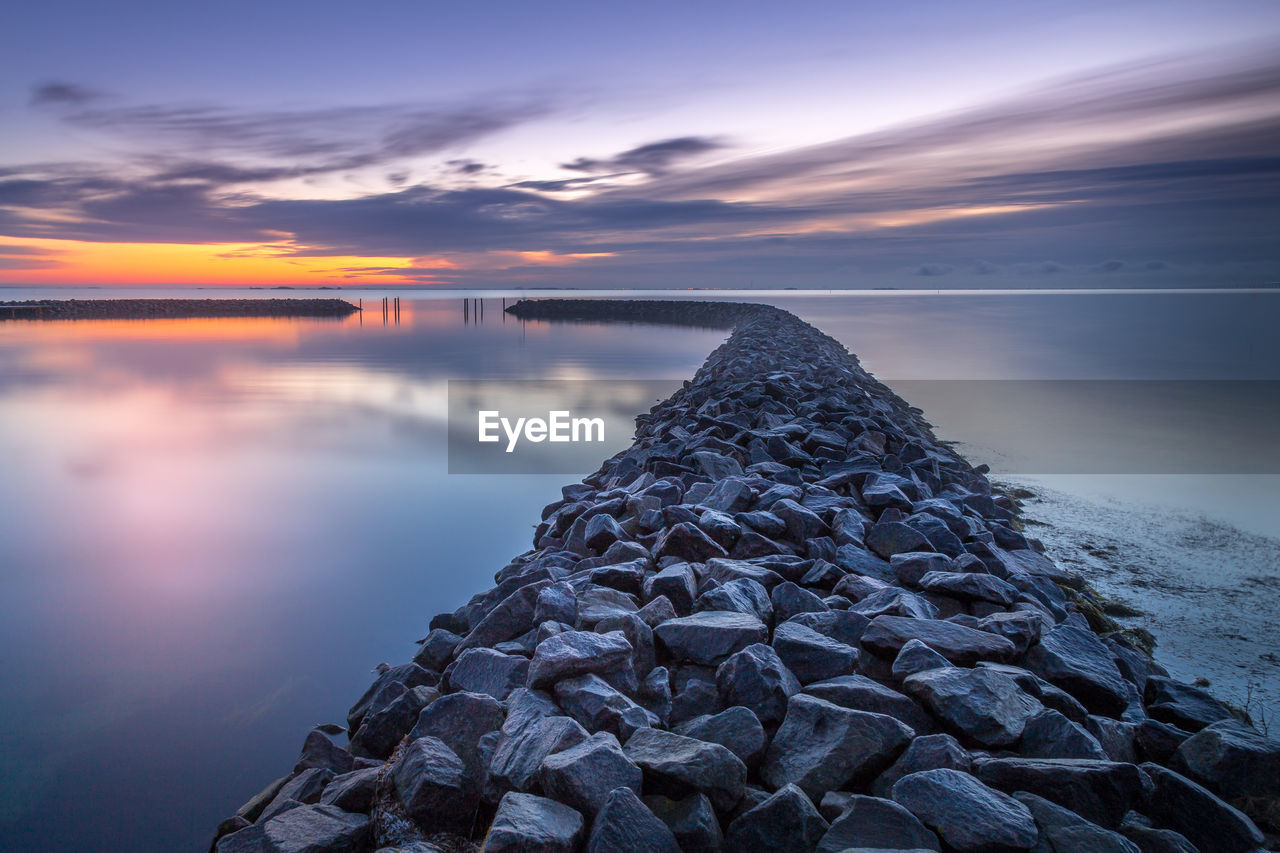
<box><xmin>1171</xmin><ymin>718</ymin><xmax>1280</xmax><ymax>799</ymax></box>
<box><xmin>675</xmin><ymin>706</ymin><xmax>768</xmax><ymax>768</ymax></box>
<box><xmin>1015</xmin><ymin>792</ymin><xmax>1139</xmax><ymax>853</ymax></box>
<box><xmin>392</xmin><ymin>736</ymin><xmax>477</xmax><ymax>835</ymax></box>
<box><xmin>273</xmin><ymin>768</ymin><xmax>333</xmax><ymax>807</ymax></box>
<box><xmin>773</xmin><ymin>620</ymin><xmax>861</xmax><ymax>683</ymax></box>
<box><xmin>1143</xmin><ymin>676</ymin><xmax>1236</xmax><ymax>732</ymax></box>
<box><xmin>644</xmin><ymin>793</ymin><xmax>723</xmax><ymax>852</ymax></box>
<box><xmin>867</xmin><ymin>521</ymin><xmax>932</xmax><ymax>559</ymax></box>
<box><xmin>585</xmin><ymin>786</ymin><xmax>681</xmax><ymax>853</ymax></box>
<box><xmin>800</xmin><ymin>559</ymin><xmax>848</xmax><ymax>590</ymax></box>
<box><xmin>698</xmin><ymin>508</ymin><xmax>743</xmax><ymax>548</ymax></box>
<box><xmin>218</xmin><ymin>804</ymin><xmax>370</xmax><ymax>853</ymax></box>
<box><xmin>918</xmin><ymin>570</ymin><xmax>1019</xmax><ymax>605</ymax></box>
<box><xmin>294</xmin><ymin>727</ymin><xmax>356</xmax><ymax>776</ymax></box>
<box><xmin>772</xmin><ymin>499</ymin><xmax>828</xmax><ymax>542</ymax></box>
<box><xmin>716</xmin><ymin>642</ymin><xmax>801</xmax><ymax>724</ymax></box>
<box><xmin>1134</xmin><ymin>718</ymin><xmax>1193</xmax><ymax>764</ymax></box>
<box><xmin>457</xmin><ymin>581</ymin><xmax>550</xmax><ymax>653</ymax></box>
<box><xmin>539</xmin><ymin>731</ymin><xmax>642</xmax><ymax>817</ymax></box>
<box><xmin>482</xmin><ymin>792</ymin><xmax>584</xmax><ymax>853</ymax></box>
<box><xmin>319</xmin><ymin>767</ymin><xmax>380</xmax><ymax>813</ymax></box>
<box><xmin>1086</xmin><ymin>716</ymin><xmax>1138</xmax><ymax>763</ymax></box>
<box><xmin>1141</xmin><ymin>763</ymin><xmax>1265</xmax><ymax>853</ymax></box>
<box><xmin>773</xmin><ymin>581</ymin><xmax>829</xmax><ymax>622</ymax></box>
<box><xmin>903</xmin><ymin>666</ymin><xmax>1042</xmax><ymax>747</ymax></box>
<box><xmin>1019</xmin><ymin>707</ymin><xmax>1108</xmax><ymax>760</ymax></box>
<box><xmin>891</xmin><ymin>553</ymin><xmax>954</xmax><ymax>587</ymax></box>
<box><xmin>576</xmin><ymin>585</ymin><xmax>639</xmax><ymax>626</ymax></box>
<box><xmin>851</xmin><ymin>588</ymin><xmax>938</xmax><ymax>620</ymax></box>
<box><xmin>446</xmin><ymin>648</ymin><xmax>529</xmax><ymax>700</ymax></box>
<box><xmin>725</xmin><ymin>783</ymin><xmax>830</xmax><ymax>852</ymax></box>
<box><xmin>623</xmin><ymin>726</ymin><xmax>747</xmax><ymax>812</ymax></box>
<box><xmin>555</xmin><ymin>673</ymin><xmax>654</xmax><ymax>740</ymax></box>
<box><xmin>762</xmin><ymin>694</ymin><xmax>914</xmax><ymax>799</ymax></box>
<box><xmin>590</xmin><ymin>559</ymin><xmax>647</xmax><ymax>595</ymax></box>
<box><xmin>527</xmin><ymin>629</ymin><xmax>633</xmax><ymax>688</ymax></box>
<box><xmin>1119</xmin><ymin>821</ymin><xmax>1201</xmax><ymax>853</ymax></box>
<box><xmin>1024</xmin><ymin>617</ymin><xmax>1129</xmax><ymax>716</ymax></box>
<box><xmin>644</xmin><ymin>563</ymin><xmax>698</xmax><ymax>614</ymax></box>
<box><xmin>409</xmin><ymin>691</ymin><xmax>506</xmax><ymax>785</ymax></box>
<box><xmin>977</xmin><ymin>611</ymin><xmax>1043</xmax><ymax>656</ymax></box>
<box><xmin>654</xmin><ymin>522</ymin><xmax>729</xmax><ymax>562</ymax></box>
<box><xmin>862</xmin><ymin>615</ymin><xmax>1017</xmax><ymax>665</ymax></box>
<box><xmin>489</xmin><ymin>714</ymin><xmax>588</xmax><ymax>792</ymax></box>
<box><xmin>789</xmin><ymin>609</ymin><xmax>871</xmax><ymax>647</ymax></box>
<box><xmin>653</xmin><ymin>611</ymin><xmax>768</xmax><ymax>665</ymax></box>
<box><xmin>873</xmin><ymin>733</ymin><xmax>970</xmax><ymax>799</ymax></box>
<box><xmin>534</xmin><ymin>581</ymin><xmax>579</xmax><ymax>626</ymax></box>
<box><xmin>803</xmin><ymin>673</ymin><xmax>936</xmax><ymax>735</ymax></box>
<box><xmin>351</xmin><ymin>685</ymin><xmax>438</xmax><ymax>759</ymax></box>
<box><xmin>695</xmin><ymin>577</ymin><xmax>774</xmax><ymax>622</ymax></box>
<box><xmin>347</xmin><ymin>662</ymin><xmax>436</xmax><ymax>732</ymax></box>
<box><xmin>891</xmin><ymin>638</ymin><xmax>951</xmax><ymax>678</ymax></box>
<box><xmin>816</xmin><ymin>794</ymin><xmax>941</xmax><ymax>853</ymax></box>
<box><xmin>636</xmin><ymin>595</ymin><xmax>678</xmax><ymax>627</ymax></box>
<box><xmin>972</xmin><ymin>757</ymin><xmax>1147</xmax><ymax>828</ymax></box>
<box><xmin>892</xmin><ymin>769</ymin><xmax>1038</xmax><ymax>853</ymax></box>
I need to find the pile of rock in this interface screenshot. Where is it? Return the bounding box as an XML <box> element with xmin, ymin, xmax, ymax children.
<box><xmin>212</xmin><ymin>300</ymin><xmax>1279</xmax><ymax>853</ymax></box>
<box><xmin>0</xmin><ymin>298</ymin><xmax>359</xmax><ymax>321</ymax></box>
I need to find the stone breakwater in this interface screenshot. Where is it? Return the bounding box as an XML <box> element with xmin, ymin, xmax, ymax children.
<box><xmin>212</xmin><ymin>300</ymin><xmax>1280</xmax><ymax>853</ymax></box>
<box><xmin>0</xmin><ymin>298</ymin><xmax>359</xmax><ymax>320</ymax></box>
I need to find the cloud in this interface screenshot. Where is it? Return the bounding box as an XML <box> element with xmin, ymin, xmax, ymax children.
<box><xmin>29</xmin><ymin>81</ymin><xmax>105</xmax><ymax>107</ymax></box>
<box><xmin>561</xmin><ymin>136</ymin><xmax>725</xmax><ymax>176</ymax></box>
<box><xmin>914</xmin><ymin>263</ymin><xmax>952</xmax><ymax>276</ymax></box>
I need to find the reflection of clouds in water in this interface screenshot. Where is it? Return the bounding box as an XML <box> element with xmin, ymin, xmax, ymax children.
<box><xmin>1007</xmin><ymin>477</ymin><xmax>1280</xmax><ymax>726</ymax></box>
<box><xmin>222</xmin><ymin>676</ymin><xmax>310</xmax><ymax>728</ymax></box>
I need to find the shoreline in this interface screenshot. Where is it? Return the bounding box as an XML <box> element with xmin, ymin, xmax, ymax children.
<box><xmin>212</xmin><ymin>299</ymin><xmax>1277</xmax><ymax>853</ymax></box>
<box><xmin>0</xmin><ymin>298</ymin><xmax>360</xmax><ymax>321</ymax></box>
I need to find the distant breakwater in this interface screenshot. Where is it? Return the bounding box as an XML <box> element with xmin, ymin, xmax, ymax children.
<box><xmin>212</xmin><ymin>299</ymin><xmax>1279</xmax><ymax>853</ymax></box>
<box><xmin>0</xmin><ymin>298</ymin><xmax>359</xmax><ymax>321</ymax></box>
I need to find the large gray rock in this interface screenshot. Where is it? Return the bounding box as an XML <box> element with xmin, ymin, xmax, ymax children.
<box><xmin>803</xmin><ymin>673</ymin><xmax>936</xmax><ymax>735</ymax></box>
<box><xmin>762</xmin><ymin>694</ymin><xmax>914</xmax><ymax>799</ymax></box>
<box><xmin>654</xmin><ymin>522</ymin><xmax>729</xmax><ymax>562</ymax></box>
<box><xmin>724</xmin><ymin>783</ymin><xmax>829</xmax><ymax>852</ymax></box>
<box><xmin>644</xmin><ymin>793</ymin><xmax>723</xmax><ymax>852</ymax></box>
<box><xmin>861</xmin><ymin>615</ymin><xmax>1017</xmax><ymax>665</ymax></box>
<box><xmin>1018</xmin><ymin>708</ymin><xmax>1109</xmax><ymax>760</ymax></box>
<box><xmin>695</xmin><ymin>578</ymin><xmax>774</xmax><ymax>622</ymax></box>
<box><xmin>644</xmin><ymin>563</ymin><xmax>697</xmax><ymax>614</ymax></box>
<box><xmin>873</xmin><ymin>733</ymin><xmax>970</xmax><ymax>799</ymax></box>
<box><xmin>788</xmin><ymin>609</ymin><xmax>871</xmax><ymax>647</ymax></box>
<box><xmin>319</xmin><ymin>767</ymin><xmax>380</xmax><ymax>814</ymax></box>
<box><xmin>891</xmin><ymin>638</ymin><xmax>951</xmax><ymax>679</ymax></box>
<box><xmin>773</xmin><ymin>620</ymin><xmax>861</xmax><ymax>683</ymax></box>
<box><xmin>903</xmin><ymin>666</ymin><xmax>1042</xmax><ymax>747</ymax></box>
<box><xmin>623</xmin><ymin>726</ymin><xmax>747</xmax><ymax>812</ymax></box>
<box><xmin>409</xmin><ymin>691</ymin><xmax>506</xmax><ymax>785</ymax></box>
<box><xmin>1172</xmin><ymin>718</ymin><xmax>1280</xmax><ymax>799</ymax></box>
<box><xmin>1141</xmin><ymin>763</ymin><xmax>1265</xmax><ymax>853</ymax></box>
<box><xmin>585</xmin><ymin>786</ymin><xmax>681</xmax><ymax>853</ymax></box>
<box><xmin>457</xmin><ymin>581</ymin><xmax>551</xmax><ymax>653</ymax></box>
<box><xmin>534</xmin><ymin>581</ymin><xmax>579</xmax><ymax>626</ymax></box>
<box><xmin>892</xmin><ymin>769</ymin><xmax>1038</xmax><ymax>853</ymax></box>
<box><xmin>675</xmin><ymin>706</ymin><xmax>768</xmax><ymax>768</ymax></box>
<box><xmin>539</xmin><ymin>732</ymin><xmax>642</xmax><ymax>817</ymax></box>
<box><xmin>489</xmin><ymin>715</ymin><xmax>588</xmax><ymax>792</ymax></box>
<box><xmin>217</xmin><ymin>804</ymin><xmax>371</xmax><ymax>853</ymax></box>
<box><xmin>1014</xmin><ymin>792</ymin><xmax>1139</xmax><ymax>853</ymax></box>
<box><xmin>482</xmin><ymin>792</ymin><xmax>583</xmax><ymax>853</ymax></box>
<box><xmin>347</xmin><ymin>662</ymin><xmax>436</xmax><ymax>732</ymax></box>
<box><xmin>1119</xmin><ymin>820</ymin><xmax>1201</xmax><ymax>853</ymax></box>
<box><xmin>554</xmin><ymin>673</ymin><xmax>654</xmax><ymax>740</ymax></box>
<box><xmin>716</xmin><ymin>643</ymin><xmax>801</xmax><ymax>725</ymax></box>
<box><xmin>972</xmin><ymin>757</ymin><xmax>1147</xmax><ymax>828</ymax></box>
<box><xmin>816</xmin><ymin>794</ymin><xmax>940</xmax><ymax>853</ymax></box>
<box><xmin>392</xmin><ymin>736</ymin><xmax>477</xmax><ymax>835</ymax></box>
<box><xmin>446</xmin><ymin>648</ymin><xmax>529</xmax><ymax>700</ymax></box>
<box><xmin>772</xmin><ymin>581</ymin><xmax>829</xmax><ymax>622</ymax></box>
<box><xmin>294</xmin><ymin>727</ymin><xmax>356</xmax><ymax>776</ymax></box>
<box><xmin>527</xmin><ymin>630</ymin><xmax>633</xmax><ymax>688</ymax></box>
<box><xmin>918</xmin><ymin>570</ymin><xmax>1019</xmax><ymax>605</ymax></box>
<box><xmin>1144</xmin><ymin>676</ymin><xmax>1236</xmax><ymax>732</ymax></box>
<box><xmin>653</xmin><ymin>611</ymin><xmax>768</xmax><ymax>665</ymax></box>
<box><xmin>351</xmin><ymin>685</ymin><xmax>438</xmax><ymax>759</ymax></box>
<box><xmin>1024</xmin><ymin>617</ymin><xmax>1129</xmax><ymax>715</ymax></box>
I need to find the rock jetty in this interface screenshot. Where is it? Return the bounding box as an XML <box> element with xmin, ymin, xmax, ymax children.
<box><xmin>212</xmin><ymin>299</ymin><xmax>1279</xmax><ymax>853</ymax></box>
<box><xmin>0</xmin><ymin>298</ymin><xmax>359</xmax><ymax>321</ymax></box>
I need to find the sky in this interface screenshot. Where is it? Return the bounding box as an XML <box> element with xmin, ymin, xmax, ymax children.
<box><xmin>1</xmin><ymin>0</ymin><xmax>1278</xmax><ymax>289</ymax></box>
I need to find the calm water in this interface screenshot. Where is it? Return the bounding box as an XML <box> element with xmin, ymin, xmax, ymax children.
<box><xmin>0</xmin><ymin>289</ymin><xmax>1277</xmax><ymax>852</ymax></box>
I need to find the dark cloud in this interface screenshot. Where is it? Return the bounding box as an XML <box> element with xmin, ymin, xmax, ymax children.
<box><xmin>446</xmin><ymin>159</ymin><xmax>488</xmax><ymax>175</ymax></box>
<box><xmin>562</xmin><ymin>136</ymin><xmax>725</xmax><ymax>176</ymax></box>
<box><xmin>29</xmin><ymin>81</ymin><xmax>105</xmax><ymax>107</ymax></box>
<box><xmin>914</xmin><ymin>263</ymin><xmax>952</xmax><ymax>276</ymax></box>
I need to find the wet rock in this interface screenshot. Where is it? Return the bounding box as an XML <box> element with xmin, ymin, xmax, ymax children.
<box><xmin>457</xmin><ymin>581</ymin><xmax>550</xmax><ymax>654</ymax></box>
<box><xmin>539</xmin><ymin>731</ymin><xmax>642</xmax><ymax>817</ymax></box>
<box><xmin>653</xmin><ymin>611</ymin><xmax>768</xmax><ymax>665</ymax></box>
<box><xmin>851</xmin><ymin>588</ymin><xmax>938</xmax><ymax>621</ymax></box>
<box><xmin>716</xmin><ymin>642</ymin><xmax>801</xmax><ymax>725</ymax></box>
<box><xmin>1024</xmin><ymin>616</ymin><xmax>1129</xmax><ymax>716</ymax></box>
<box><xmin>585</xmin><ymin>786</ymin><xmax>681</xmax><ymax>853</ymax></box>
<box><xmin>891</xmin><ymin>638</ymin><xmax>951</xmax><ymax>678</ymax></box>
<box><xmin>555</xmin><ymin>673</ymin><xmax>654</xmax><ymax>740</ymax></box>
<box><xmin>218</xmin><ymin>804</ymin><xmax>371</xmax><ymax>853</ymax></box>
<box><xmin>1019</xmin><ymin>708</ymin><xmax>1109</xmax><ymax>760</ymax></box>
<box><xmin>891</xmin><ymin>553</ymin><xmax>954</xmax><ymax>587</ymax></box>
<box><xmin>762</xmin><ymin>694</ymin><xmax>914</xmax><ymax>798</ymax></box>
<box><xmin>773</xmin><ymin>620</ymin><xmax>861</xmax><ymax>683</ymax></box>
<box><xmin>803</xmin><ymin>673</ymin><xmax>936</xmax><ymax>735</ymax></box>
<box><xmin>273</xmin><ymin>768</ymin><xmax>333</xmax><ymax>807</ymax></box>
<box><xmin>695</xmin><ymin>577</ymin><xmax>773</xmax><ymax>622</ymax></box>
<box><xmin>623</xmin><ymin>726</ymin><xmax>748</xmax><ymax>812</ymax></box>
<box><xmin>590</xmin><ymin>559</ymin><xmax>647</xmax><ymax>595</ymax></box>
<box><xmin>1014</xmin><ymin>791</ymin><xmax>1139</xmax><ymax>853</ymax></box>
<box><xmin>414</xmin><ymin>629</ymin><xmax>463</xmax><ymax>672</ymax></box>
<box><xmin>789</xmin><ymin>609</ymin><xmax>870</xmax><ymax>647</ymax></box>
<box><xmin>725</xmin><ymin>783</ymin><xmax>830</xmax><ymax>853</ymax></box>
<box><xmin>1134</xmin><ymin>718</ymin><xmax>1193</xmax><ymax>764</ymax></box>
<box><xmin>489</xmin><ymin>715</ymin><xmax>588</xmax><ymax>792</ymax></box>
<box><xmin>1171</xmin><ymin>717</ymin><xmax>1280</xmax><ymax>799</ymax></box>
<box><xmin>675</xmin><ymin>706</ymin><xmax>768</xmax><ymax>768</ymax></box>
<box><xmin>903</xmin><ymin>666</ymin><xmax>1042</xmax><ymax>748</ymax></box>
<box><xmin>862</xmin><ymin>615</ymin><xmax>1017</xmax><ymax>665</ymax></box>
<box><xmin>527</xmin><ymin>629</ymin><xmax>633</xmax><ymax>688</ymax></box>
<box><xmin>972</xmin><ymin>757</ymin><xmax>1146</xmax><ymax>828</ymax></box>
<box><xmin>644</xmin><ymin>793</ymin><xmax>723</xmax><ymax>852</ymax></box>
<box><xmin>315</xmin><ymin>767</ymin><xmax>378</xmax><ymax>816</ymax></box>
<box><xmin>976</xmin><ymin>611</ymin><xmax>1043</xmax><ymax>656</ymax></box>
<box><xmin>294</xmin><ymin>727</ymin><xmax>356</xmax><ymax>776</ymax></box>
<box><xmin>644</xmin><ymin>563</ymin><xmax>698</xmax><ymax>614</ymax></box>
<box><xmin>800</xmin><ymin>559</ymin><xmax>847</xmax><ymax>590</ymax></box>
<box><xmin>1119</xmin><ymin>820</ymin><xmax>1201</xmax><ymax>853</ymax></box>
<box><xmin>654</xmin><ymin>522</ymin><xmax>728</xmax><ymax>562</ymax></box>
<box><xmin>635</xmin><ymin>594</ymin><xmax>678</xmax><ymax>627</ymax></box>
<box><xmin>1143</xmin><ymin>676</ymin><xmax>1236</xmax><ymax>732</ymax></box>
<box><xmin>773</xmin><ymin>581</ymin><xmax>829</xmax><ymax>622</ymax></box>
<box><xmin>867</xmin><ymin>521</ymin><xmax>932</xmax><ymax>560</ymax></box>
<box><xmin>918</xmin><ymin>570</ymin><xmax>1019</xmax><ymax>605</ymax></box>
<box><xmin>392</xmin><ymin>736</ymin><xmax>477</xmax><ymax>835</ymax></box>
<box><xmin>873</xmin><ymin>732</ymin><xmax>970</xmax><ymax>799</ymax></box>
<box><xmin>1141</xmin><ymin>763</ymin><xmax>1265</xmax><ymax>853</ymax></box>
<box><xmin>772</xmin><ymin>499</ymin><xmax>828</xmax><ymax>542</ymax></box>
<box><xmin>351</xmin><ymin>685</ymin><xmax>438</xmax><ymax>759</ymax></box>
<box><xmin>703</xmin><ymin>557</ymin><xmax>786</xmax><ymax>589</ymax></box>
<box><xmin>892</xmin><ymin>769</ymin><xmax>1038</xmax><ymax>853</ymax></box>
<box><xmin>816</xmin><ymin>794</ymin><xmax>941</xmax><ymax>853</ymax></box>
<box><xmin>482</xmin><ymin>792</ymin><xmax>584</xmax><ymax>853</ymax></box>
<box><xmin>576</xmin><ymin>585</ymin><xmax>639</xmax><ymax>627</ymax></box>
<box><xmin>698</xmin><ymin>508</ymin><xmax>743</xmax><ymax>548</ymax></box>
<box><xmin>534</xmin><ymin>581</ymin><xmax>579</xmax><ymax>626</ymax></box>
<box><xmin>409</xmin><ymin>691</ymin><xmax>506</xmax><ymax>786</ymax></box>
<box><xmin>347</xmin><ymin>662</ymin><xmax>436</xmax><ymax>732</ymax></box>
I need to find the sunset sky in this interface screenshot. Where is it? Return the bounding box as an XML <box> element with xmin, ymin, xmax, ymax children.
<box><xmin>2</xmin><ymin>0</ymin><xmax>1278</xmax><ymax>288</ymax></box>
